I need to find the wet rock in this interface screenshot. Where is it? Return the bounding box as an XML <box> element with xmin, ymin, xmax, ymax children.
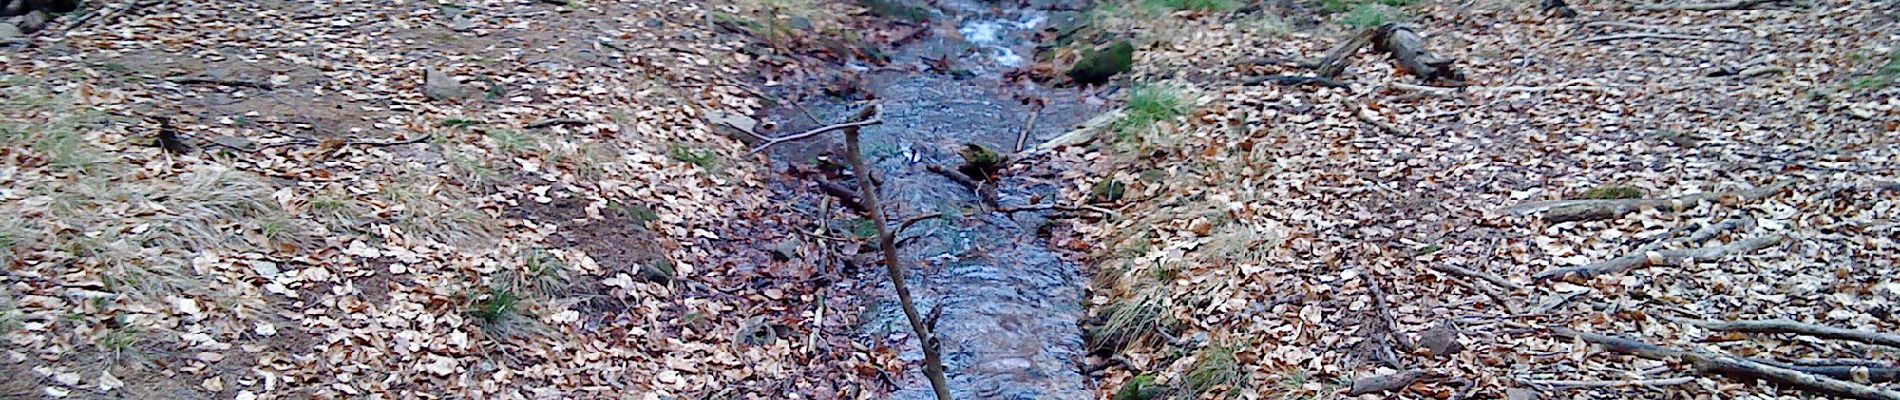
<box><xmin>957</xmin><ymin>143</ymin><xmax>1005</xmax><ymax>180</ymax></box>
<box><xmin>28</xmin><ymin>0</ymin><xmax>76</xmax><ymax>13</ymax></box>
<box><xmin>1112</xmin><ymin>374</ymin><xmax>1162</xmax><ymax>400</ymax></box>
<box><xmin>2</xmin><ymin>0</ymin><xmax>25</xmax><ymax>17</ymax></box>
<box><xmin>0</xmin><ymin>21</ymin><xmax>20</xmax><ymax>41</ymax></box>
<box><xmin>769</xmin><ymin>240</ymin><xmax>798</xmax><ymax>261</ymax></box>
<box><xmin>1067</xmin><ymin>40</ymin><xmax>1133</xmax><ymax>86</ymax></box>
<box><xmin>422</xmin><ymin>68</ymin><xmax>468</xmax><ymax>101</ymax></box>
<box><xmin>1417</xmin><ymin>322</ymin><xmax>1464</xmax><ymax>357</ymax></box>
<box><xmin>1506</xmin><ymin>388</ymin><xmax>1540</xmax><ymax>400</ymax></box>
<box><xmin>735</xmin><ymin>317</ymin><xmax>778</xmax><ymax>346</ymax></box>
<box><xmin>16</xmin><ymin>9</ymin><xmax>46</xmax><ymax>33</ymax></box>
<box><xmin>1090</xmin><ymin>179</ymin><xmax>1125</xmax><ymax>203</ymax></box>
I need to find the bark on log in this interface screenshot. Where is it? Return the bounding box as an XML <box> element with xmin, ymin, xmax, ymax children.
<box><xmin>1373</xmin><ymin>24</ymin><xmax>1463</xmax><ymax>83</ymax></box>
<box><xmin>1533</xmin><ymin>234</ymin><xmax>1784</xmax><ymax>280</ymax></box>
<box><xmin>1508</xmin><ymin>180</ymin><xmax>1791</xmax><ymax>223</ymax></box>
<box><xmin>1550</xmin><ymin>327</ymin><xmax>1900</xmax><ymax>400</ymax></box>
<box><xmin>1347</xmin><ymin>370</ymin><xmax>1427</xmax><ymax>395</ymax></box>
<box><xmin>1674</xmin><ymin>318</ymin><xmax>1900</xmax><ymax>349</ymax></box>
<box><xmin>1316</xmin><ymin>28</ymin><xmax>1376</xmax><ymax>79</ymax></box>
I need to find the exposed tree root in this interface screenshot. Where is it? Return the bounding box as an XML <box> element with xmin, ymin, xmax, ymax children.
<box><xmin>1671</xmin><ymin>318</ymin><xmax>1900</xmax><ymax>349</ymax></box>
<box><xmin>1523</xmin><ymin>376</ymin><xmax>1696</xmax><ymax>388</ymax></box>
<box><xmin>1506</xmin><ymin>180</ymin><xmax>1791</xmax><ymax>222</ymax></box>
<box><xmin>1549</xmin><ymin>327</ymin><xmax>1900</xmax><ymax>400</ymax></box>
<box><xmin>1534</xmin><ymin>234</ymin><xmax>1784</xmax><ymax>280</ymax></box>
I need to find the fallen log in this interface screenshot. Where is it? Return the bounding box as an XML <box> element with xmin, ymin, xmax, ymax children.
<box><xmin>1506</xmin><ymin>180</ymin><xmax>1791</xmax><ymax>223</ymax></box>
<box><xmin>1549</xmin><ymin>327</ymin><xmax>1900</xmax><ymax>400</ymax></box>
<box><xmin>1638</xmin><ymin>0</ymin><xmax>1785</xmax><ymax>10</ymax></box>
<box><xmin>1533</xmin><ymin>234</ymin><xmax>1784</xmax><ymax>280</ymax></box>
<box><xmin>1347</xmin><ymin>370</ymin><xmax>1428</xmax><ymax>396</ymax></box>
<box><xmin>1672</xmin><ymin>318</ymin><xmax>1900</xmax><ymax>349</ymax></box>
<box><xmin>1315</xmin><ymin>28</ymin><xmax>1377</xmax><ymax>79</ymax></box>
<box><xmin>1373</xmin><ymin>23</ymin><xmax>1463</xmax><ymax>83</ymax></box>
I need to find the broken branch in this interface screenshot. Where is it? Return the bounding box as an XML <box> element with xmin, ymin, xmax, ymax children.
<box><xmin>1549</xmin><ymin>327</ymin><xmax>1900</xmax><ymax>400</ymax></box>
<box><xmin>1506</xmin><ymin>180</ymin><xmax>1791</xmax><ymax>222</ymax></box>
<box><xmin>749</xmin><ymin>118</ymin><xmax>885</xmax><ymax>154</ymax></box>
<box><xmin>1533</xmin><ymin>234</ymin><xmax>1784</xmax><ymax>280</ymax></box>
<box><xmin>1671</xmin><ymin>318</ymin><xmax>1900</xmax><ymax>349</ymax></box>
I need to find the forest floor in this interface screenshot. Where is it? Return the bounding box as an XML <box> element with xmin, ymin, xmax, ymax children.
<box><xmin>1</xmin><ymin>0</ymin><xmax>896</xmax><ymax>398</ymax></box>
<box><xmin>1052</xmin><ymin>0</ymin><xmax>1900</xmax><ymax>399</ymax></box>
<box><xmin>2</xmin><ymin>0</ymin><xmax>1897</xmax><ymax>399</ymax></box>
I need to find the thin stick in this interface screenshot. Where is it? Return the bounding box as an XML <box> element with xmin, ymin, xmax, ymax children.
<box><xmin>1522</xmin><ymin>377</ymin><xmax>1695</xmax><ymax>388</ymax></box>
<box><xmin>1534</xmin><ymin>234</ymin><xmax>1784</xmax><ymax>280</ymax></box>
<box><xmin>1548</xmin><ymin>327</ymin><xmax>1900</xmax><ymax>400</ymax></box>
<box><xmin>841</xmin><ymin>105</ymin><xmax>952</xmax><ymax>400</ymax></box>
<box><xmin>1014</xmin><ymin>104</ymin><xmax>1043</xmax><ymax>153</ymax></box>
<box><xmin>1670</xmin><ymin>318</ymin><xmax>1900</xmax><ymax>349</ymax></box>
<box><xmin>166</xmin><ymin>76</ymin><xmax>275</xmax><ymax>90</ymax></box>
<box><xmin>525</xmin><ymin>118</ymin><xmax>591</xmax><ymax>129</ymax></box>
<box><xmin>750</xmin><ymin>119</ymin><xmax>884</xmax><ymax>154</ymax></box>
<box><xmin>1570</xmin><ymin>33</ymin><xmax>1755</xmax><ymax>45</ymax></box>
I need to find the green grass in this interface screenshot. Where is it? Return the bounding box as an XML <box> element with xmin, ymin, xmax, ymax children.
<box><xmin>608</xmin><ymin>201</ymin><xmax>660</xmax><ymax>224</ymax></box>
<box><xmin>472</xmin><ymin>287</ymin><xmax>521</xmax><ymax>324</ymax></box>
<box><xmin>1114</xmin><ymin>374</ymin><xmax>1163</xmax><ymax>400</ymax></box>
<box><xmin>1339</xmin><ymin>3</ymin><xmax>1402</xmax><ymax>29</ymax></box>
<box><xmin>486</xmin><ymin>129</ymin><xmax>537</xmax><ymax>155</ymax></box>
<box><xmin>1114</xmin><ymin>85</ymin><xmax>1190</xmax><ymax>141</ymax></box>
<box><xmin>1092</xmin><ymin>285</ymin><xmax>1174</xmax><ymax>350</ymax></box>
<box><xmin>1849</xmin><ymin>50</ymin><xmax>1900</xmax><ymax>90</ymax></box>
<box><xmin>1575</xmin><ymin>185</ymin><xmax>1644</xmax><ymax>200</ymax></box>
<box><xmin>863</xmin><ymin>0</ymin><xmax>931</xmax><ymax>22</ymax></box>
<box><xmin>1184</xmin><ymin>344</ymin><xmax>1246</xmax><ymax>397</ymax></box>
<box><xmin>1321</xmin><ymin>0</ymin><xmax>1419</xmax><ymax>13</ymax></box>
<box><xmin>668</xmin><ymin>143</ymin><xmax>721</xmax><ymax>172</ymax></box>
<box><xmin>518</xmin><ymin>249</ymin><xmax>572</xmax><ymax>297</ymax></box>
<box><xmin>1142</xmin><ymin>0</ymin><xmax>1240</xmax><ymax>12</ymax></box>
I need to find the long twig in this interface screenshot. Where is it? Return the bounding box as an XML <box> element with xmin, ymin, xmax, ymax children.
<box><xmin>749</xmin><ymin>119</ymin><xmax>885</xmax><ymax>154</ymax></box>
<box><xmin>1637</xmin><ymin>0</ymin><xmax>1782</xmax><ymax>10</ymax></box>
<box><xmin>166</xmin><ymin>76</ymin><xmax>275</xmax><ymax>90</ymax></box>
<box><xmin>839</xmin><ymin>105</ymin><xmax>952</xmax><ymax>400</ymax></box>
<box><xmin>524</xmin><ymin>118</ymin><xmax>591</xmax><ymax>129</ymax></box>
<box><xmin>1506</xmin><ymin>180</ymin><xmax>1791</xmax><ymax>223</ymax></box>
<box><xmin>1522</xmin><ymin>377</ymin><xmax>1696</xmax><ymax>388</ymax></box>
<box><xmin>1014</xmin><ymin>105</ymin><xmax>1043</xmax><ymax>153</ymax></box>
<box><xmin>1570</xmin><ymin>33</ymin><xmax>1755</xmax><ymax>45</ymax></box>
<box><xmin>1548</xmin><ymin>327</ymin><xmax>1900</xmax><ymax>400</ymax></box>
<box><xmin>1534</xmin><ymin>234</ymin><xmax>1785</xmax><ymax>280</ymax></box>
<box><xmin>1671</xmin><ymin>318</ymin><xmax>1900</xmax><ymax>349</ymax></box>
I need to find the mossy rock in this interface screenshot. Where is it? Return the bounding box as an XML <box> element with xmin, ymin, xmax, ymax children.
<box><xmin>1067</xmin><ymin>40</ymin><xmax>1134</xmax><ymax>86</ymax></box>
<box><xmin>1114</xmin><ymin>374</ymin><xmax>1164</xmax><ymax>400</ymax></box>
<box><xmin>638</xmin><ymin>259</ymin><xmax>676</xmax><ymax>283</ymax></box>
<box><xmin>1091</xmin><ymin>179</ymin><xmax>1127</xmax><ymax>203</ymax></box>
<box><xmin>1575</xmin><ymin>185</ymin><xmax>1644</xmax><ymax>200</ymax></box>
<box><xmin>958</xmin><ymin>143</ymin><xmax>1006</xmax><ymax>180</ymax></box>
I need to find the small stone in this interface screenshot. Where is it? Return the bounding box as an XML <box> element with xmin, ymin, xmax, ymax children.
<box><xmin>17</xmin><ymin>10</ymin><xmax>47</xmax><ymax>33</ymax></box>
<box><xmin>1506</xmin><ymin>388</ymin><xmax>1539</xmax><ymax>400</ymax></box>
<box><xmin>422</xmin><ymin>68</ymin><xmax>468</xmax><ymax>101</ymax></box>
<box><xmin>2</xmin><ymin>0</ymin><xmax>25</xmax><ymax>17</ymax></box>
<box><xmin>0</xmin><ymin>22</ymin><xmax>21</xmax><ymax>41</ymax></box>
<box><xmin>1417</xmin><ymin>322</ymin><xmax>1464</xmax><ymax>357</ymax></box>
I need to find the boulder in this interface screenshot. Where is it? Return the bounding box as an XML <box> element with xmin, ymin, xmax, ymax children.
<box><xmin>16</xmin><ymin>9</ymin><xmax>46</xmax><ymax>33</ymax></box>
<box><xmin>28</xmin><ymin>0</ymin><xmax>77</xmax><ymax>13</ymax></box>
<box><xmin>422</xmin><ymin>68</ymin><xmax>469</xmax><ymax>101</ymax></box>
<box><xmin>3</xmin><ymin>0</ymin><xmax>26</xmax><ymax>17</ymax></box>
<box><xmin>1067</xmin><ymin>40</ymin><xmax>1133</xmax><ymax>86</ymax></box>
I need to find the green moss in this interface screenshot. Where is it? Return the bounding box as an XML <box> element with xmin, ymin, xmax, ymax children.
<box><xmin>862</xmin><ymin>0</ymin><xmax>931</xmax><ymax>22</ymax></box>
<box><xmin>668</xmin><ymin>143</ymin><xmax>721</xmax><ymax>172</ymax></box>
<box><xmin>1575</xmin><ymin>185</ymin><xmax>1644</xmax><ymax>200</ymax></box>
<box><xmin>1068</xmin><ymin>40</ymin><xmax>1135</xmax><ymax>86</ymax></box>
<box><xmin>1092</xmin><ymin>179</ymin><xmax>1127</xmax><ymax>203</ymax></box>
<box><xmin>1849</xmin><ymin>50</ymin><xmax>1900</xmax><ymax>90</ymax></box>
<box><xmin>1114</xmin><ymin>374</ymin><xmax>1164</xmax><ymax>400</ymax></box>
<box><xmin>1141</xmin><ymin>0</ymin><xmax>1239</xmax><ymax>12</ymax></box>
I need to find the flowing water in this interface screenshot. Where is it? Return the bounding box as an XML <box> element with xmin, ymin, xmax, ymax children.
<box><xmin>762</xmin><ymin>0</ymin><xmax>1104</xmax><ymax>397</ymax></box>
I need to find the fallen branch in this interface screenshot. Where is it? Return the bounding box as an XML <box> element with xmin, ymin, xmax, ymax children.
<box><xmin>1571</xmin><ymin>33</ymin><xmax>1755</xmax><ymax>45</ymax></box>
<box><xmin>1533</xmin><ymin>234</ymin><xmax>1784</xmax><ymax>280</ymax></box>
<box><xmin>1241</xmin><ymin>75</ymin><xmax>1351</xmax><ymax>88</ymax></box>
<box><xmin>1431</xmin><ymin>263</ymin><xmax>1523</xmax><ymax>292</ymax></box>
<box><xmin>748</xmin><ymin>118</ymin><xmax>884</xmax><ymax>154</ymax></box>
<box><xmin>166</xmin><ymin>76</ymin><xmax>275</xmax><ymax>90</ymax></box>
<box><xmin>524</xmin><ymin>118</ymin><xmax>591</xmax><ymax>129</ymax></box>
<box><xmin>1506</xmin><ymin>180</ymin><xmax>1791</xmax><ymax>222</ymax></box>
<box><xmin>1347</xmin><ymin>370</ymin><xmax>1428</xmax><ymax>396</ymax></box>
<box><xmin>1671</xmin><ymin>318</ymin><xmax>1900</xmax><ymax>349</ymax></box>
<box><xmin>925</xmin><ymin>165</ymin><xmax>998</xmax><ymax>207</ymax></box>
<box><xmin>1522</xmin><ymin>376</ymin><xmax>1696</xmax><ymax>388</ymax></box>
<box><xmin>1638</xmin><ymin>0</ymin><xmax>1783</xmax><ymax>10</ymax></box>
<box><xmin>816</xmin><ymin>181</ymin><xmax>868</xmax><ymax>213</ymax></box>
<box><xmin>258</xmin><ymin>134</ymin><xmax>432</xmax><ymax>150</ymax></box>
<box><xmin>995</xmin><ymin>203</ymin><xmax>1121</xmax><ymax>219</ymax></box>
<box><xmin>1316</xmin><ymin>29</ymin><xmax>1378</xmax><ymax>79</ymax></box>
<box><xmin>1548</xmin><ymin>327</ymin><xmax>1900</xmax><ymax>400</ymax></box>
<box><xmin>840</xmin><ymin>105</ymin><xmax>953</xmax><ymax>399</ymax></box>
<box><xmin>1374</xmin><ymin>23</ymin><xmax>1463</xmax><ymax>83</ymax></box>
<box><xmin>1014</xmin><ymin>104</ymin><xmax>1043</xmax><ymax>153</ymax></box>
<box><xmin>1388</xmin><ymin>81</ymin><xmax>1611</xmax><ymax>96</ymax></box>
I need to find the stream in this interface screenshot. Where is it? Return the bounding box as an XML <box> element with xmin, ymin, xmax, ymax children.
<box><xmin>761</xmin><ymin>0</ymin><xmax>1105</xmax><ymax>397</ymax></box>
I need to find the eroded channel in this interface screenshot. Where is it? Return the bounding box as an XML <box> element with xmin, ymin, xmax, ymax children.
<box><xmin>758</xmin><ymin>0</ymin><xmax>1106</xmax><ymax>397</ymax></box>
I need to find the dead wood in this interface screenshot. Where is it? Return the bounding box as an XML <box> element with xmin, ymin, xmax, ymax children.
<box><xmin>1373</xmin><ymin>24</ymin><xmax>1463</xmax><ymax>83</ymax></box>
<box><xmin>165</xmin><ymin>76</ymin><xmax>274</xmax><ymax>90</ymax></box>
<box><xmin>1672</xmin><ymin>318</ymin><xmax>1900</xmax><ymax>349</ymax></box>
<box><xmin>1347</xmin><ymin>370</ymin><xmax>1428</xmax><ymax>395</ymax></box>
<box><xmin>1015</xmin><ymin>104</ymin><xmax>1042</xmax><ymax>153</ymax></box>
<box><xmin>1431</xmin><ymin>263</ymin><xmax>1523</xmax><ymax>292</ymax></box>
<box><xmin>1316</xmin><ymin>28</ymin><xmax>1377</xmax><ymax>79</ymax></box>
<box><xmin>1523</xmin><ymin>377</ymin><xmax>1696</xmax><ymax>388</ymax></box>
<box><xmin>1549</xmin><ymin>327</ymin><xmax>1900</xmax><ymax>400</ymax></box>
<box><xmin>838</xmin><ymin>105</ymin><xmax>953</xmax><ymax>400</ymax></box>
<box><xmin>524</xmin><ymin>118</ymin><xmax>591</xmax><ymax>129</ymax></box>
<box><xmin>1638</xmin><ymin>0</ymin><xmax>1784</xmax><ymax>10</ymax></box>
<box><xmin>816</xmin><ymin>180</ymin><xmax>867</xmax><ymax>213</ymax></box>
<box><xmin>925</xmin><ymin>165</ymin><xmax>999</xmax><ymax>207</ymax></box>
<box><xmin>1241</xmin><ymin>74</ymin><xmax>1350</xmax><ymax>88</ymax></box>
<box><xmin>1533</xmin><ymin>234</ymin><xmax>1784</xmax><ymax>280</ymax></box>
<box><xmin>1573</xmin><ymin>33</ymin><xmax>1755</xmax><ymax>45</ymax></box>
<box><xmin>1507</xmin><ymin>180</ymin><xmax>1791</xmax><ymax>223</ymax></box>
<box><xmin>748</xmin><ymin>118</ymin><xmax>885</xmax><ymax>154</ymax></box>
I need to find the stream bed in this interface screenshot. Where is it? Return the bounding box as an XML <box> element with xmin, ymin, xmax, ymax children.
<box><xmin>760</xmin><ymin>0</ymin><xmax>1106</xmax><ymax>397</ymax></box>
